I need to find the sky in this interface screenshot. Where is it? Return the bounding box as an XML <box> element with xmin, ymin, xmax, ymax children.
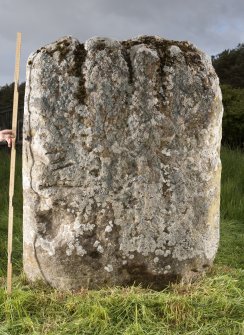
<box><xmin>0</xmin><ymin>0</ymin><xmax>243</xmax><ymax>85</ymax></box>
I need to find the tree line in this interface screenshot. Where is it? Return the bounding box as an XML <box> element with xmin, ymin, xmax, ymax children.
<box><xmin>212</xmin><ymin>43</ymin><xmax>244</xmax><ymax>148</ymax></box>
<box><xmin>0</xmin><ymin>44</ymin><xmax>243</xmax><ymax>148</ymax></box>
<box><xmin>0</xmin><ymin>82</ymin><xmax>25</xmax><ymax>132</ymax></box>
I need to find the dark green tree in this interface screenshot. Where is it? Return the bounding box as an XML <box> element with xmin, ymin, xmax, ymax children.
<box><xmin>212</xmin><ymin>44</ymin><xmax>244</xmax><ymax>88</ymax></box>
<box><xmin>221</xmin><ymin>84</ymin><xmax>244</xmax><ymax>148</ymax></box>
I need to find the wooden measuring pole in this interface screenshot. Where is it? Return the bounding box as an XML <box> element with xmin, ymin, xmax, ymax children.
<box><xmin>7</xmin><ymin>32</ymin><xmax>22</xmax><ymax>294</ymax></box>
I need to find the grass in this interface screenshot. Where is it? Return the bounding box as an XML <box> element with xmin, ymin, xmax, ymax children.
<box><xmin>0</xmin><ymin>146</ymin><xmax>243</xmax><ymax>335</ymax></box>
<box><xmin>0</xmin><ymin>147</ymin><xmax>23</xmax><ymax>277</ymax></box>
<box><xmin>216</xmin><ymin>147</ymin><xmax>244</xmax><ymax>269</ymax></box>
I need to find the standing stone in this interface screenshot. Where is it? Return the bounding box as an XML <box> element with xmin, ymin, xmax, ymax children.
<box><xmin>23</xmin><ymin>35</ymin><xmax>223</xmax><ymax>290</ymax></box>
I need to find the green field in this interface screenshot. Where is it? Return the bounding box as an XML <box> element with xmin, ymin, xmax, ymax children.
<box><xmin>0</xmin><ymin>146</ymin><xmax>243</xmax><ymax>335</ymax></box>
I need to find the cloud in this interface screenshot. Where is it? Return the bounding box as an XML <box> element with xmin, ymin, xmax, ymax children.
<box><xmin>0</xmin><ymin>0</ymin><xmax>243</xmax><ymax>84</ymax></box>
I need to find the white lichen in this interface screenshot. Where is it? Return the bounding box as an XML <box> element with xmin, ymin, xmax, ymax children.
<box><xmin>97</xmin><ymin>244</ymin><xmax>104</xmax><ymax>253</ymax></box>
<box><xmin>104</xmin><ymin>264</ymin><xmax>113</xmax><ymax>272</ymax></box>
<box><xmin>105</xmin><ymin>225</ymin><xmax>113</xmax><ymax>233</ymax></box>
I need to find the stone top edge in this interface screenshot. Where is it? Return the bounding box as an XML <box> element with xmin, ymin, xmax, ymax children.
<box><xmin>31</xmin><ymin>34</ymin><xmax>205</xmax><ymax>56</ymax></box>
<box><xmin>26</xmin><ymin>34</ymin><xmax>213</xmax><ymax>72</ymax></box>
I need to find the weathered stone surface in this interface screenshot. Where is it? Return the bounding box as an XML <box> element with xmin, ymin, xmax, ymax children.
<box><xmin>23</xmin><ymin>35</ymin><xmax>223</xmax><ymax>290</ymax></box>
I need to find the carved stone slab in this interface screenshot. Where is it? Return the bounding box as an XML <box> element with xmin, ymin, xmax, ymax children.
<box><xmin>23</xmin><ymin>36</ymin><xmax>223</xmax><ymax>290</ymax></box>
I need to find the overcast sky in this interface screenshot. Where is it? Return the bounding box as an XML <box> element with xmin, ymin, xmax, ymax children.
<box><xmin>0</xmin><ymin>0</ymin><xmax>243</xmax><ymax>85</ymax></box>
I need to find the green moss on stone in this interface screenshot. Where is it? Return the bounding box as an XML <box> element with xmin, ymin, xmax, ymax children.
<box><xmin>68</xmin><ymin>43</ymin><xmax>87</xmax><ymax>105</ymax></box>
